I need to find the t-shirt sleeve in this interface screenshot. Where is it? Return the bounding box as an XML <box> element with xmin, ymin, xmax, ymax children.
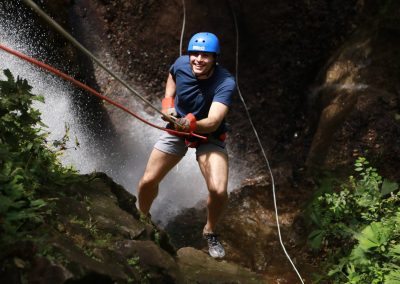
<box><xmin>213</xmin><ymin>77</ymin><xmax>236</xmax><ymax>107</ymax></box>
<box><xmin>169</xmin><ymin>55</ymin><xmax>187</xmax><ymax>79</ymax></box>
<box><xmin>169</xmin><ymin>61</ymin><xmax>177</xmax><ymax>78</ymax></box>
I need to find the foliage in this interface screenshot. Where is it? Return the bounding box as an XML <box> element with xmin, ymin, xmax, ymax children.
<box><xmin>127</xmin><ymin>256</ymin><xmax>151</xmax><ymax>284</ymax></box>
<box><xmin>0</xmin><ymin>69</ymin><xmax>76</xmax><ymax>245</ymax></box>
<box><xmin>307</xmin><ymin>157</ymin><xmax>400</xmax><ymax>283</ymax></box>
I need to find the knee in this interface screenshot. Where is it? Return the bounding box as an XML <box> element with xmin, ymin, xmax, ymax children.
<box><xmin>209</xmin><ymin>186</ymin><xmax>228</xmax><ymax>200</ymax></box>
<box><xmin>138</xmin><ymin>174</ymin><xmax>158</xmax><ymax>192</ymax></box>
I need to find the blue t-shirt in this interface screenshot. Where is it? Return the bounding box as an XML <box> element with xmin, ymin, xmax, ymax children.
<box><xmin>169</xmin><ymin>55</ymin><xmax>236</xmax><ymax>135</ymax></box>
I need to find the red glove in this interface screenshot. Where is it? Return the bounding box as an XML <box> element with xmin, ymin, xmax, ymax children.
<box><xmin>161</xmin><ymin>97</ymin><xmax>177</xmax><ymax>118</ymax></box>
<box><xmin>175</xmin><ymin>113</ymin><xmax>197</xmax><ymax>132</ymax></box>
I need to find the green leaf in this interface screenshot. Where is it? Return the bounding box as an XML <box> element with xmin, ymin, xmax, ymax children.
<box><xmin>355</xmin><ymin>222</ymin><xmax>390</xmax><ymax>251</ymax></box>
<box><xmin>308</xmin><ymin>229</ymin><xmax>325</xmax><ymax>249</ymax></box>
<box><xmin>3</xmin><ymin>69</ymin><xmax>15</xmax><ymax>83</ymax></box>
<box><xmin>0</xmin><ymin>195</ymin><xmax>13</xmax><ymax>213</ymax></box>
<box><xmin>388</xmin><ymin>244</ymin><xmax>400</xmax><ymax>257</ymax></box>
<box><xmin>384</xmin><ymin>267</ymin><xmax>400</xmax><ymax>284</ymax></box>
<box><xmin>30</xmin><ymin>199</ymin><xmax>47</xmax><ymax>208</ymax></box>
<box><xmin>349</xmin><ymin>246</ymin><xmax>369</xmax><ymax>265</ymax></box>
<box><xmin>33</xmin><ymin>95</ymin><xmax>45</xmax><ymax>103</ymax></box>
<box><xmin>381</xmin><ymin>180</ymin><xmax>399</xmax><ymax>196</ymax></box>
<box><xmin>328</xmin><ymin>258</ymin><xmax>346</xmax><ymax>276</ymax></box>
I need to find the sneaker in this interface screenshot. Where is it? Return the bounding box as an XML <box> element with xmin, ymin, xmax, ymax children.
<box><xmin>203</xmin><ymin>233</ymin><xmax>225</xmax><ymax>258</ymax></box>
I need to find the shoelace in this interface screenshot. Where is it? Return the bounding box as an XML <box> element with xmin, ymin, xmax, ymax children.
<box><xmin>205</xmin><ymin>234</ymin><xmax>219</xmax><ymax>246</ymax></box>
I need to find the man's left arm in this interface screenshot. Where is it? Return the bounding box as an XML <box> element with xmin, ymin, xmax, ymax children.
<box><xmin>196</xmin><ymin>102</ymin><xmax>229</xmax><ymax>133</ymax></box>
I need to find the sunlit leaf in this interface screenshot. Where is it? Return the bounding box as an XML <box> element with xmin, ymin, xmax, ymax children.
<box><xmin>381</xmin><ymin>179</ymin><xmax>399</xmax><ymax>196</ymax></box>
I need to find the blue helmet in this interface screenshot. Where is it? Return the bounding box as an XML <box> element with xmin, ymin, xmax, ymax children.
<box><xmin>187</xmin><ymin>32</ymin><xmax>220</xmax><ymax>55</ymax></box>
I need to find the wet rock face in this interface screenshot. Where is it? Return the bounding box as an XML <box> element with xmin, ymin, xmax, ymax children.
<box><xmin>166</xmin><ymin>174</ymin><xmax>312</xmax><ymax>282</ymax></box>
<box><xmin>0</xmin><ymin>173</ymin><xmax>266</xmax><ymax>283</ymax></box>
<box><xmin>177</xmin><ymin>247</ymin><xmax>266</xmax><ymax>284</ymax></box>
<box><xmin>221</xmin><ymin>185</ymin><xmax>276</xmax><ymax>272</ymax></box>
<box><xmin>0</xmin><ymin>172</ymin><xmax>172</xmax><ymax>283</ymax></box>
<box><xmin>306</xmin><ymin>0</ymin><xmax>400</xmax><ymax>178</ymax></box>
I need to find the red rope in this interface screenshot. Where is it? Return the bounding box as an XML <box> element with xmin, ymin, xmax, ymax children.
<box><xmin>0</xmin><ymin>43</ymin><xmax>206</xmax><ymax>139</ymax></box>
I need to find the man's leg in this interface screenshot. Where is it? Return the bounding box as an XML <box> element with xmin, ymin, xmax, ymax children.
<box><xmin>197</xmin><ymin>151</ymin><xmax>229</xmax><ymax>234</ymax></box>
<box><xmin>138</xmin><ymin>148</ymin><xmax>182</xmax><ymax>215</ymax></box>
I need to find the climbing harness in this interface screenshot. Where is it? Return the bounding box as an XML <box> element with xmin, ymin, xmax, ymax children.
<box><xmin>229</xmin><ymin>2</ymin><xmax>305</xmax><ymax>283</ymax></box>
<box><xmin>184</xmin><ymin>133</ymin><xmax>226</xmax><ymax>148</ymax></box>
<box><xmin>14</xmin><ymin>0</ymin><xmax>207</xmax><ymax>140</ymax></box>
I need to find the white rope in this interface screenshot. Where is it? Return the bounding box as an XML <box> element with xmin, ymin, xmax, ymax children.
<box><xmin>179</xmin><ymin>0</ymin><xmax>186</xmax><ymax>56</ymax></box>
<box><xmin>230</xmin><ymin>4</ymin><xmax>305</xmax><ymax>284</ymax></box>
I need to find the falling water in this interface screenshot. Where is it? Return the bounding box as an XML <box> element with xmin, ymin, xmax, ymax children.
<box><xmin>0</xmin><ymin>2</ymin><xmax>247</xmax><ymax>226</ymax></box>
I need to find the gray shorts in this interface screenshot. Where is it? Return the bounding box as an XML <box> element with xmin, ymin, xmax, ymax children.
<box><xmin>154</xmin><ymin>132</ymin><xmax>228</xmax><ymax>157</ymax></box>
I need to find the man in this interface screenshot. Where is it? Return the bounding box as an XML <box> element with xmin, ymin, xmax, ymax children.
<box><xmin>137</xmin><ymin>32</ymin><xmax>236</xmax><ymax>258</ymax></box>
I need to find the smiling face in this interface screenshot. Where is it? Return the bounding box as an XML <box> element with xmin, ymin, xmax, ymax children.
<box><xmin>189</xmin><ymin>52</ymin><xmax>216</xmax><ymax>79</ymax></box>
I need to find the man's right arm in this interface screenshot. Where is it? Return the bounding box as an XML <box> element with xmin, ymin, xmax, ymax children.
<box><xmin>165</xmin><ymin>73</ymin><xmax>176</xmax><ymax>99</ymax></box>
<box><xmin>161</xmin><ymin>73</ymin><xmax>177</xmax><ymax>118</ymax></box>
